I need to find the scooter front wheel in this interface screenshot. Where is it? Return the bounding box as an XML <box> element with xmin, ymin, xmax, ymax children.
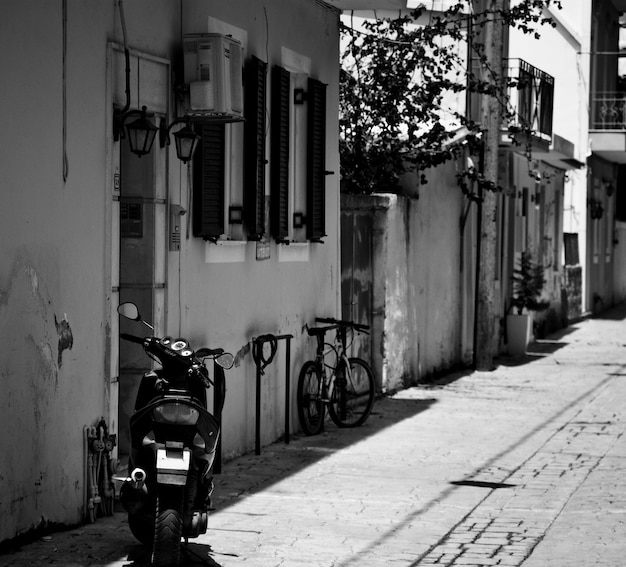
<box><xmin>152</xmin><ymin>486</ymin><xmax>184</xmax><ymax>567</ymax></box>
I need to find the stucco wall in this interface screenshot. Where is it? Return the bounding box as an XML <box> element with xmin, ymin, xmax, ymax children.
<box><xmin>342</xmin><ymin>160</ymin><xmax>467</xmax><ymax>392</ymax></box>
<box><xmin>410</xmin><ymin>161</ymin><xmax>465</xmax><ymax>381</ymax></box>
<box><xmin>174</xmin><ymin>0</ymin><xmax>341</xmax><ymax>460</ymax></box>
<box><xmin>0</xmin><ymin>0</ymin><xmax>341</xmax><ymax>543</ymax></box>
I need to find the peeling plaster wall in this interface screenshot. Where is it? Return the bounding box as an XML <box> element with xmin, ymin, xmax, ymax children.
<box><xmin>0</xmin><ymin>259</ymin><xmax>81</xmax><ymax>539</ymax></box>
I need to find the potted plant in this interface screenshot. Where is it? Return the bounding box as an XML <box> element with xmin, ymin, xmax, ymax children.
<box><xmin>506</xmin><ymin>251</ymin><xmax>550</xmax><ymax>355</ymax></box>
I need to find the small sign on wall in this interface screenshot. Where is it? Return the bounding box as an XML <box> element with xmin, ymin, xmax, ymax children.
<box><xmin>256</xmin><ymin>241</ymin><xmax>270</xmax><ymax>261</ymax></box>
<box><xmin>255</xmin><ymin>195</ymin><xmax>271</xmax><ymax>261</ymax></box>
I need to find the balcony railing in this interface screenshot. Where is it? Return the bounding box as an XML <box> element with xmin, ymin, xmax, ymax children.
<box><xmin>506</xmin><ymin>58</ymin><xmax>554</xmax><ymax>142</ymax></box>
<box><xmin>467</xmin><ymin>58</ymin><xmax>554</xmax><ymax>144</ymax></box>
<box><xmin>591</xmin><ymin>93</ymin><xmax>626</xmax><ymax>130</ymax></box>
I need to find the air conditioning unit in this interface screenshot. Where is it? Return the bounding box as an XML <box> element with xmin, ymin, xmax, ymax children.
<box><xmin>183</xmin><ymin>33</ymin><xmax>244</xmax><ymax>119</ymax></box>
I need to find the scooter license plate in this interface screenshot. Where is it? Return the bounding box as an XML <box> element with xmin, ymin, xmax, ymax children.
<box><xmin>156</xmin><ymin>447</ymin><xmax>191</xmax><ymax>485</ymax></box>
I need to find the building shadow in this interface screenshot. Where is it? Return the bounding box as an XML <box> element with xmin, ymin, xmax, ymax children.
<box><xmin>124</xmin><ymin>541</ymin><xmax>224</xmax><ymax>566</ymax></box>
<box><xmin>592</xmin><ymin>301</ymin><xmax>626</xmax><ymax>321</ymax></box>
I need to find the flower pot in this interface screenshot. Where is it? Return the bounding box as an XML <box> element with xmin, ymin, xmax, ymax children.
<box><xmin>506</xmin><ymin>313</ymin><xmax>531</xmax><ymax>355</ymax></box>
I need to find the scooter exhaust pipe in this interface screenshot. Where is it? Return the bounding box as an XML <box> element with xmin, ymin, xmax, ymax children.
<box><xmin>120</xmin><ymin>468</ymin><xmax>148</xmax><ymax>514</ymax></box>
<box><xmin>130</xmin><ymin>467</ymin><xmax>146</xmax><ymax>489</ymax></box>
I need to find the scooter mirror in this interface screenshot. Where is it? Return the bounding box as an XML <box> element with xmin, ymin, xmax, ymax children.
<box><xmin>216</xmin><ymin>352</ymin><xmax>235</xmax><ymax>370</ymax></box>
<box><xmin>118</xmin><ymin>302</ymin><xmax>140</xmax><ymax>321</ymax></box>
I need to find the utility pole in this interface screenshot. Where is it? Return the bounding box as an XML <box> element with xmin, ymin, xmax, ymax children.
<box><xmin>474</xmin><ymin>0</ymin><xmax>506</xmax><ymax>370</ymax></box>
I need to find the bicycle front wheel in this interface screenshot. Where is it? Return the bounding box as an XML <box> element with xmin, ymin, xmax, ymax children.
<box><xmin>297</xmin><ymin>361</ymin><xmax>325</xmax><ymax>435</ymax></box>
<box><xmin>328</xmin><ymin>357</ymin><xmax>375</xmax><ymax>428</ymax></box>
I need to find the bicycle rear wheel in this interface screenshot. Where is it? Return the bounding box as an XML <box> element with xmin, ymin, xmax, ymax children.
<box><xmin>328</xmin><ymin>357</ymin><xmax>375</xmax><ymax>428</ymax></box>
<box><xmin>297</xmin><ymin>361</ymin><xmax>325</xmax><ymax>435</ymax></box>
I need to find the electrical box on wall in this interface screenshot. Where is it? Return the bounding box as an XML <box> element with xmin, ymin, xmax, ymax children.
<box><xmin>183</xmin><ymin>33</ymin><xmax>244</xmax><ymax>119</ymax></box>
<box><xmin>121</xmin><ymin>202</ymin><xmax>143</xmax><ymax>238</ymax></box>
<box><xmin>169</xmin><ymin>205</ymin><xmax>187</xmax><ymax>252</ymax></box>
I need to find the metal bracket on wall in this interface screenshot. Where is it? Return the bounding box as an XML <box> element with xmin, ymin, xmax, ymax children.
<box><xmin>251</xmin><ymin>333</ymin><xmax>294</xmax><ymax>455</ymax></box>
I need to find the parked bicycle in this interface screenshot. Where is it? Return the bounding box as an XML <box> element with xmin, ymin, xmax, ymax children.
<box><xmin>297</xmin><ymin>317</ymin><xmax>376</xmax><ymax>435</ymax></box>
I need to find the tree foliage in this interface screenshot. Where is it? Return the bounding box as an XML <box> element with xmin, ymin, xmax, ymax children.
<box><xmin>339</xmin><ymin>0</ymin><xmax>562</xmax><ymax>195</ymax></box>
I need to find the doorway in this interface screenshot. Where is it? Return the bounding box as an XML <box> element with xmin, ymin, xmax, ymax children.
<box><xmin>107</xmin><ymin>44</ymin><xmax>171</xmax><ymax>460</ymax></box>
<box><xmin>117</xmin><ymin>138</ymin><xmax>168</xmax><ymax>456</ymax></box>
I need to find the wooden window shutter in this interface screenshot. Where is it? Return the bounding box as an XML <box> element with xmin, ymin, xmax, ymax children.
<box><xmin>244</xmin><ymin>56</ymin><xmax>267</xmax><ymax>241</ymax></box>
<box><xmin>307</xmin><ymin>78</ymin><xmax>327</xmax><ymax>242</ymax></box>
<box><xmin>270</xmin><ymin>65</ymin><xmax>291</xmax><ymax>242</ymax></box>
<box><xmin>192</xmin><ymin>124</ymin><xmax>225</xmax><ymax>241</ymax></box>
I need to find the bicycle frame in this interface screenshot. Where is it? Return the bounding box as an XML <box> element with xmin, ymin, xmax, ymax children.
<box><xmin>311</xmin><ymin>328</ymin><xmax>335</xmax><ymax>401</ymax></box>
<box><xmin>297</xmin><ymin>316</ymin><xmax>375</xmax><ymax>435</ymax></box>
<box><xmin>313</xmin><ymin>325</ymin><xmax>353</xmax><ymax>403</ymax></box>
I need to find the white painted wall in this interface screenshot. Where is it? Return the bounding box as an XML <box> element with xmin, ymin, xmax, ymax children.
<box><xmin>176</xmin><ymin>0</ymin><xmax>341</xmax><ymax>459</ymax></box>
<box><xmin>508</xmin><ymin>2</ymin><xmax>592</xmax><ymax>313</ymax></box>
<box><xmin>0</xmin><ymin>0</ymin><xmax>341</xmax><ymax>542</ymax></box>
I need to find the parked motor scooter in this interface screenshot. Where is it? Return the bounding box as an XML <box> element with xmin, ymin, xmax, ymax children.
<box><xmin>117</xmin><ymin>302</ymin><xmax>234</xmax><ymax>567</ymax></box>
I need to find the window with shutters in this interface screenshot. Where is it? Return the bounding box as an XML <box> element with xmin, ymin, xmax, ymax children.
<box><xmin>191</xmin><ymin>19</ymin><xmax>248</xmax><ymax>259</ymax></box>
<box><xmin>192</xmin><ymin>117</ymin><xmax>246</xmax><ymax>244</ymax></box>
<box><xmin>271</xmin><ymin>65</ymin><xmax>291</xmax><ymax>243</ymax></box>
<box><xmin>244</xmin><ymin>56</ymin><xmax>267</xmax><ymax>241</ymax></box>
<box><xmin>271</xmin><ymin>48</ymin><xmax>327</xmax><ymax>248</ymax></box>
<box><xmin>193</xmin><ymin>123</ymin><xmax>226</xmax><ymax>242</ymax></box>
<box><xmin>307</xmin><ymin>78</ymin><xmax>327</xmax><ymax>242</ymax></box>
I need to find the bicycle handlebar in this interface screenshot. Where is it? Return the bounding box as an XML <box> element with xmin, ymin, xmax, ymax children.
<box><xmin>315</xmin><ymin>317</ymin><xmax>370</xmax><ymax>333</ymax></box>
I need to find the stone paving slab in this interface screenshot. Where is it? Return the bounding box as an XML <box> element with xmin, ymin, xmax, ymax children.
<box><xmin>1</xmin><ymin>306</ymin><xmax>626</xmax><ymax>566</ymax></box>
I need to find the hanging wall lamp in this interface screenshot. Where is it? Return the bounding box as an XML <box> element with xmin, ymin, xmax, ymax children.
<box><xmin>159</xmin><ymin>117</ymin><xmax>200</xmax><ymax>163</ymax></box>
<box><xmin>113</xmin><ymin>105</ymin><xmax>159</xmax><ymax>158</ymax></box>
<box><xmin>113</xmin><ymin>1</ymin><xmax>159</xmax><ymax>159</ymax></box>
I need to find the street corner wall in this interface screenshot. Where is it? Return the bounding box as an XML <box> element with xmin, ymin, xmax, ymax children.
<box><xmin>0</xmin><ymin>1</ymin><xmax>117</xmax><ymax>542</ymax></box>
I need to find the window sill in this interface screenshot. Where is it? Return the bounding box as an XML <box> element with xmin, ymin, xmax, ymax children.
<box><xmin>278</xmin><ymin>241</ymin><xmax>310</xmax><ymax>263</ymax></box>
<box><xmin>205</xmin><ymin>240</ymin><xmax>247</xmax><ymax>264</ymax></box>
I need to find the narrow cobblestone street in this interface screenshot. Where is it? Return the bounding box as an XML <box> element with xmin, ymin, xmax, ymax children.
<box><xmin>2</xmin><ymin>305</ymin><xmax>625</xmax><ymax>567</ymax></box>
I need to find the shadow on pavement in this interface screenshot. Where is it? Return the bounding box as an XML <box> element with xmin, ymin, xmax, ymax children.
<box><xmin>122</xmin><ymin>540</ymin><xmax>223</xmax><ymax>566</ymax></box>
<box><xmin>497</xmin><ymin>339</ymin><xmax>568</xmax><ymax>367</ymax></box>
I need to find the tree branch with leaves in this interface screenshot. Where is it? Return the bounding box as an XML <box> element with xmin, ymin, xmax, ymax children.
<box><xmin>339</xmin><ymin>0</ymin><xmax>562</xmax><ymax>196</ymax></box>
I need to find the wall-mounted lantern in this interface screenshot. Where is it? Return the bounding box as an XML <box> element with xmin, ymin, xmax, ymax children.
<box><xmin>113</xmin><ymin>105</ymin><xmax>159</xmax><ymax>158</ymax></box>
<box><xmin>159</xmin><ymin>117</ymin><xmax>200</xmax><ymax>164</ymax></box>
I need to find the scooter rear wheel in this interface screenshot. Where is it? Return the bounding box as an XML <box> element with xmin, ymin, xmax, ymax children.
<box><xmin>152</xmin><ymin>487</ymin><xmax>183</xmax><ymax>567</ymax></box>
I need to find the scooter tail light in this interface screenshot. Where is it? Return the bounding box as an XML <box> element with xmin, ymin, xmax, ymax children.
<box><xmin>153</xmin><ymin>403</ymin><xmax>200</xmax><ymax>425</ymax></box>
